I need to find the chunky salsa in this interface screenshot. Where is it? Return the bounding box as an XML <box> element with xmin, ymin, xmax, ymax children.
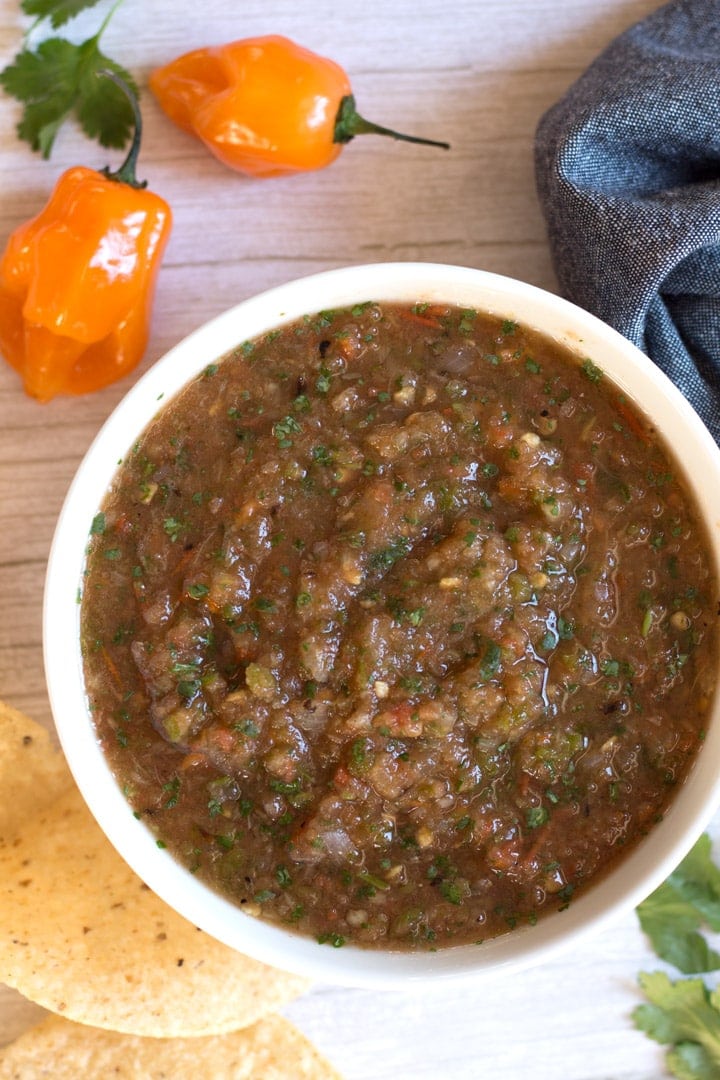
<box><xmin>81</xmin><ymin>302</ymin><xmax>719</xmax><ymax>950</ymax></box>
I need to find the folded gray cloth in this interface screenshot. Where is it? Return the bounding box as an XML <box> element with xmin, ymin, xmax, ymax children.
<box><xmin>534</xmin><ymin>0</ymin><xmax>720</xmax><ymax>442</ymax></box>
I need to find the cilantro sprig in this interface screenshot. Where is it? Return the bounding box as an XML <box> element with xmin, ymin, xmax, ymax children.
<box><xmin>637</xmin><ymin>835</ymin><xmax>720</xmax><ymax>975</ymax></box>
<box><xmin>633</xmin><ymin>834</ymin><xmax>720</xmax><ymax>1078</ymax></box>
<box><xmin>634</xmin><ymin>972</ymin><xmax>720</xmax><ymax>1079</ymax></box>
<box><xmin>0</xmin><ymin>0</ymin><xmax>137</xmax><ymax>158</ymax></box>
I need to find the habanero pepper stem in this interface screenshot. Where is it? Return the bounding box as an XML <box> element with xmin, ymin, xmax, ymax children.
<box><xmin>333</xmin><ymin>94</ymin><xmax>449</xmax><ymax>151</ymax></box>
<box><xmin>0</xmin><ymin>71</ymin><xmax>172</xmax><ymax>403</ymax></box>
<box><xmin>149</xmin><ymin>35</ymin><xmax>450</xmax><ymax>179</ymax></box>
<box><xmin>98</xmin><ymin>68</ymin><xmax>148</xmax><ymax>188</ymax></box>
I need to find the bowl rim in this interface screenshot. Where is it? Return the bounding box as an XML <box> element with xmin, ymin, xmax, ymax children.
<box><xmin>44</xmin><ymin>260</ymin><xmax>720</xmax><ymax>988</ymax></box>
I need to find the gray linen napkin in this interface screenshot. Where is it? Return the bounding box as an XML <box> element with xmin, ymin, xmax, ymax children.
<box><xmin>534</xmin><ymin>0</ymin><xmax>720</xmax><ymax>442</ymax></box>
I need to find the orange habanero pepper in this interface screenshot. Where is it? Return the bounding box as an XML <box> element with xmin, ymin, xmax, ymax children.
<box><xmin>0</xmin><ymin>79</ymin><xmax>172</xmax><ymax>403</ymax></box>
<box><xmin>149</xmin><ymin>34</ymin><xmax>449</xmax><ymax>179</ymax></box>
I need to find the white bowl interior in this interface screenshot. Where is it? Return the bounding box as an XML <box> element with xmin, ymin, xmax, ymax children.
<box><xmin>44</xmin><ymin>262</ymin><xmax>720</xmax><ymax>988</ymax></box>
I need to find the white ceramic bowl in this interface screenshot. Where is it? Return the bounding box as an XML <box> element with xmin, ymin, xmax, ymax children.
<box><xmin>44</xmin><ymin>262</ymin><xmax>720</xmax><ymax>988</ymax></box>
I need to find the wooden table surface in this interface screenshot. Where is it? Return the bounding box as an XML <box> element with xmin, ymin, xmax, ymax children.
<box><xmin>1</xmin><ymin>0</ymin><xmax>716</xmax><ymax>1076</ymax></box>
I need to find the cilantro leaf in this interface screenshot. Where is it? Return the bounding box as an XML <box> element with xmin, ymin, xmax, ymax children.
<box><xmin>668</xmin><ymin>834</ymin><xmax>720</xmax><ymax>931</ymax></box>
<box><xmin>0</xmin><ymin>35</ymin><xmax>136</xmax><ymax>157</ymax></box>
<box><xmin>74</xmin><ymin>48</ymin><xmax>137</xmax><ymax>147</ymax></box>
<box><xmin>637</xmin><ymin>835</ymin><xmax>720</xmax><ymax>973</ymax></box>
<box><xmin>637</xmin><ymin>882</ymin><xmax>720</xmax><ymax>974</ymax></box>
<box><xmin>668</xmin><ymin>1042</ymin><xmax>719</xmax><ymax>1080</ymax></box>
<box><xmin>633</xmin><ymin>972</ymin><xmax>720</xmax><ymax>1079</ymax></box>
<box><xmin>2</xmin><ymin>38</ymin><xmax>79</xmax><ymax>156</ymax></box>
<box><xmin>21</xmin><ymin>0</ymin><xmax>105</xmax><ymax>30</ymax></box>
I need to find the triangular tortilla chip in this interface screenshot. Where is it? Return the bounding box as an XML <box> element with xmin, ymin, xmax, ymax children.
<box><xmin>0</xmin><ymin>785</ymin><xmax>309</xmax><ymax>1036</ymax></box>
<box><xmin>0</xmin><ymin>701</ymin><xmax>72</xmax><ymax>847</ymax></box>
<box><xmin>0</xmin><ymin>1011</ymin><xmax>342</xmax><ymax>1078</ymax></box>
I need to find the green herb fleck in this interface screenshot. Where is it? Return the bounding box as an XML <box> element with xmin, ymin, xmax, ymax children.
<box><xmin>254</xmin><ymin>597</ymin><xmax>276</xmax><ymax>612</ymax></box>
<box><xmin>369</xmin><ymin>536</ymin><xmax>412</xmax><ymax>572</ymax></box>
<box><xmin>316</xmin><ymin>366</ymin><xmax>332</xmax><ymax>394</ymax></box>
<box><xmin>254</xmin><ymin>889</ymin><xmax>277</xmax><ymax>903</ymax></box>
<box><xmin>162</xmin><ymin>776</ymin><xmax>181</xmax><ymax>808</ymax></box>
<box><xmin>317</xmin><ymin>932</ymin><xmax>345</xmax><ymax>947</ymax></box>
<box><xmin>163</xmin><ymin>517</ymin><xmax>183</xmax><ymax>543</ymax></box>
<box><xmin>311</xmin><ymin>445</ymin><xmax>333</xmax><ymax>466</ymax></box>
<box><xmin>581</xmin><ymin>357</ymin><xmax>603</xmax><ymax>382</ymax></box>
<box><xmin>526</xmin><ymin>806</ymin><xmax>549</xmax><ymax>829</ymax></box>
<box><xmin>276</xmin><ymin>865</ymin><xmax>292</xmax><ymax>888</ymax></box>
<box><xmin>273</xmin><ymin>415</ymin><xmax>301</xmax><ymax>449</ymax></box>
<box><xmin>478</xmin><ymin>640</ymin><xmax>501</xmax><ymax>681</ymax></box>
<box><xmin>187</xmin><ymin>583</ymin><xmax>209</xmax><ymax>599</ymax></box>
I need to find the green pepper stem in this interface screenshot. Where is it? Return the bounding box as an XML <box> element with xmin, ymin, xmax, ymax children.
<box><xmin>334</xmin><ymin>94</ymin><xmax>450</xmax><ymax>150</ymax></box>
<box><xmin>98</xmin><ymin>68</ymin><xmax>147</xmax><ymax>189</ymax></box>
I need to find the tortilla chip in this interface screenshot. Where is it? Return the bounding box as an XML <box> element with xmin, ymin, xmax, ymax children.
<box><xmin>0</xmin><ymin>786</ymin><xmax>309</xmax><ymax>1037</ymax></box>
<box><xmin>0</xmin><ymin>701</ymin><xmax>72</xmax><ymax>848</ymax></box>
<box><xmin>0</xmin><ymin>1011</ymin><xmax>342</xmax><ymax>1079</ymax></box>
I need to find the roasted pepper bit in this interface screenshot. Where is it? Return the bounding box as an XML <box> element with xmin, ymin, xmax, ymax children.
<box><xmin>149</xmin><ymin>34</ymin><xmax>449</xmax><ymax>179</ymax></box>
<box><xmin>0</xmin><ymin>75</ymin><xmax>172</xmax><ymax>402</ymax></box>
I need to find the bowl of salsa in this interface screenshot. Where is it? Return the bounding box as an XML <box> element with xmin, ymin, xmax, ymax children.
<box><xmin>45</xmin><ymin>262</ymin><xmax>720</xmax><ymax>986</ymax></box>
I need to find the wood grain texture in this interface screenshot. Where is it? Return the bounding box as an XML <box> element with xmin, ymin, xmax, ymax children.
<box><xmin>0</xmin><ymin>1</ymin><xmax>714</xmax><ymax>1077</ymax></box>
